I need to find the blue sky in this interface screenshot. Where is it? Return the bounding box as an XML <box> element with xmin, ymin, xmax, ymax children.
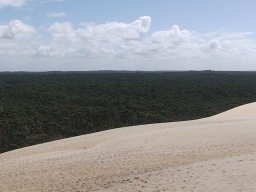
<box><xmin>0</xmin><ymin>0</ymin><xmax>256</xmax><ymax>71</ymax></box>
<box><xmin>2</xmin><ymin>0</ymin><xmax>256</xmax><ymax>32</ymax></box>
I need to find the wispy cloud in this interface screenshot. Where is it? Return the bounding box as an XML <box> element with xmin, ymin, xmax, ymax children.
<box><xmin>0</xmin><ymin>0</ymin><xmax>68</xmax><ymax>9</ymax></box>
<box><xmin>0</xmin><ymin>0</ymin><xmax>27</xmax><ymax>8</ymax></box>
<box><xmin>46</xmin><ymin>12</ymin><xmax>67</xmax><ymax>18</ymax></box>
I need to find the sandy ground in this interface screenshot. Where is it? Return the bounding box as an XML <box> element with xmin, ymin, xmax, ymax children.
<box><xmin>1</xmin><ymin>103</ymin><xmax>256</xmax><ymax>192</ymax></box>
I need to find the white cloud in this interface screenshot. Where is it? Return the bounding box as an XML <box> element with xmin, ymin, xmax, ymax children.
<box><xmin>1</xmin><ymin>16</ymin><xmax>256</xmax><ymax>71</ymax></box>
<box><xmin>45</xmin><ymin>17</ymin><xmax>256</xmax><ymax>62</ymax></box>
<box><xmin>77</xmin><ymin>16</ymin><xmax>151</xmax><ymax>42</ymax></box>
<box><xmin>0</xmin><ymin>20</ymin><xmax>36</xmax><ymax>39</ymax></box>
<box><xmin>0</xmin><ymin>20</ymin><xmax>37</xmax><ymax>56</ymax></box>
<box><xmin>48</xmin><ymin>22</ymin><xmax>76</xmax><ymax>41</ymax></box>
<box><xmin>151</xmin><ymin>25</ymin><xmax>192</xmax><ymax>44</ymax></box>
<box><xmin>45</xmin><ymin>16</ymin><xmax>151</xmax><ymax>57</ymax></box>
<box><xmin>0</xmin><ymin>0</ymin><xmax>26</xmax><ymax>8</ymax></box>
<box><xmin>46</xmin><ymin>12</ymin><xmax>67</xmax><ymax>18</ymax></box>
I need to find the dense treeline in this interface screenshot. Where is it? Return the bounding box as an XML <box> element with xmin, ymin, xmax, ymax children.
<box><xmin>1</xmin><ymin>71</ymin><xmax>256</xmax><ymax>153</ymax></box>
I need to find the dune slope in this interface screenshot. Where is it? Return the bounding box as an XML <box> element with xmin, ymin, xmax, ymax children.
<box><xmin>1</xmin><ymin>102</ymin><xmax>256</xmax><ymax>191</ymax></box>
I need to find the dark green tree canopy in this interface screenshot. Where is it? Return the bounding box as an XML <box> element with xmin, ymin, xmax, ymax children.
<box><xmin>1</xmin><ymin>71</ymin><xmax>256</xmax><ymax>153</ymax></box>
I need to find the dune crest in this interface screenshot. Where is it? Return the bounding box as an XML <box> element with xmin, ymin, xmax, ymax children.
<box><xmin>1</xmin><ymin>103</ymin><xmax>256</xmax><ymax>192</ymax></box>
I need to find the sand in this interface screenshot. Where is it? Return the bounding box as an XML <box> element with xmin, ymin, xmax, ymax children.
<box><xmin>1</xmin><ymin>102</ymin><xmax>256</xmax><ymax>192</ymax></box>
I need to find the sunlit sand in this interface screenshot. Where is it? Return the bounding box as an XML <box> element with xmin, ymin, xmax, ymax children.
<box><xmin>1</xmin><ymin>102</ymin><xmax>256</xmax><ymax>191</ymax></box>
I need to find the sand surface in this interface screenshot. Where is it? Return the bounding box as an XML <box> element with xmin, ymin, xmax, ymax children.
<box><xmin>1</xmin><ymin>103</ymin><xmax>256</xmax><ymax>191</ymax></box>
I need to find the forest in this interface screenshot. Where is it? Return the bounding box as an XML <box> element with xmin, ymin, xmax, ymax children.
<box><xmin>1</xmin><ymin>71</ymin><xmax>256</xmax><ymax>153</ymax></box>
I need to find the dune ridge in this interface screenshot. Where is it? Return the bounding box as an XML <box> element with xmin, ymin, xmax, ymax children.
<box><xmin>1</xmin><ymin>102</ymin><xmax>256</xmax><ymax>191</ymax></box>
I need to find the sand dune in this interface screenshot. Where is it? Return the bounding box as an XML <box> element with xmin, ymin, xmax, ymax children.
<box><xmin>1</xmin><ymin>102</ymin><xmax>256</xmax><ymax>192</ymax></box>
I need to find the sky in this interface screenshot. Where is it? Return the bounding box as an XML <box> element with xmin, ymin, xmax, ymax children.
<box><xmin>0</xmin><ymin>0</ymin><xmax>256</xmax><ymax>71</ymax></box>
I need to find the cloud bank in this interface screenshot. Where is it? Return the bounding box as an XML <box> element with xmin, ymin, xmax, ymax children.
<box><xmin>1</xmin><ymin>16</ymin><xmax>256</xmax><ymax>71</ymax></box>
